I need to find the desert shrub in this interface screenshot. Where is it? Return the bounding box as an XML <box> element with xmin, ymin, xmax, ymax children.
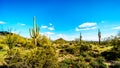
<box><xmin>59</xmin><ymin>49</ymin><xmax>66</xmax><ymax>55</ymax></box>
<box><xmin>59</xmin><ymin>59</ymin><xmax>73</xmax><ymax>68</ymax></box>
<box><xmin>65</xmin><ymin>47</ymin><xmax>75</xmax><ymax>54</ymax></box>
<box><xmin>79</xmin><ymin>56</ymin><xmax>85</xmax><ymax>61</ymax></box>
<box><xmin>59</xmin><ymin>59</ymin><xmax>79</xmax><ymax>68</ymax></box>
<box><xmin>101</xmin><ymin>51</ymin><xmax>119</xmax><ymax>60</ymax></box>
<box><xmin>79</xmin><ymin>44</ymin><xmax>91</xmax><ymax>52</ymax></box>
<box><xmin>65</xmin><ymin>45</ymin><xmax>79</xmax><ymax>55</ymax></box>
<box><xmin>59</xmin><ymin>57</ymin><xmax>90</xmax><ymax>68</ymax></box>
<box><xmin>5</xmin><ymin>34</ymin><xmax>18</xmax><ymax>49</ymax></box>
<box><xmin>80</xmin><ymin>52</ymin><xmax>89</xmax><ymax>57</ymax></box>
<box><xmin>62</xmin><ymin>44</ymin><xmax>69</xmax><ymax>49</ymax></box>
<box><xmin>102</xmin><ymin>38</ymin><xmax>120</xmax><ymax>61</ymax></box>
<box><xmin>90</xmin><ymin>57</ymin><xmax>107</xmax><ymax>68</ymax></box>
<box><xmin>59</xmin><ymin>62</ymin><xmax>69</xmax><ymax>68</ymax></box>
<box><xmin>85</xmin><ymin>57</ymin><xmax>92</xmax><ymax>62</ymax></box>
<box><xmin>0</xmin><ymin>44</ymin><xmax>4</xmax><ymax>50</ymax></box>
<box><xmin>110</xmin><ymin>62</ymin><xmax>120</xmax><ymax>68</ymax></box>
<box><xmin>80</xmin><ymin>51</ymin><xmax>99</xmax><ymax>58</ymax></box>
<box><xmin>74</xmin><ymin>56</ymin><xmax>90</xmax><ymax>68</ymax></box>
<box><xmin>57</xmin><ymin>44</ymin><xmax>69</xmax><ymax>49</ymax></box>
<box><xmin>89</xmin><ymin>51</ymin><xmax>100</xmax><ymax>58</ymax></box>
<box><xmin>38</xmin><ymin>35</ymin><xmax>51</xmax><ymax>46</ymax></box>
<box><xmin>90</xmin><ymin>60</ymin><xmax>107</xmax><ymax>68</ymax></box>
<box><xmin>5</xmin><ymin>46</ymin><xmax>58</xmax><ymax>68</ymax></box>
<box><xmin>77</xmin><ymin>61</ymin><xmax>89</xmax><ymax>68</ymax></box>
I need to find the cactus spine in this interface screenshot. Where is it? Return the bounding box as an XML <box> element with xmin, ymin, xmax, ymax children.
<box><xmin>29</xmin><ymin>16</ymin><xmax>40</xmax><ymax>47</ymax></box>
<box><xmin>98</xmin><ymin>29</ymin><xmax>101</xmax><ymax>45</ymax></box>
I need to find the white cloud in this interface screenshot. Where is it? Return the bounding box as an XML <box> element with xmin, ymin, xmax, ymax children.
<box><xmin>75</xmin><ymin>26</ymin><xmax>97</xmax><ymax>31</ymax></box>
<box><xmin>79</xmin><ymin>22</ymin><xmax>96</xmax><ymax>28</ymax></box>
<box><xmin>0</xmin><ymin>21</ymin><xmax>6</xmax><ymax>24</ymax></box>
<box><xmin>112</xmin><ymin>26</ymin><xmax>120</xmax><ymax>30</ymax></box>
<box><xmin>75</xmin><ymin>27</ymin><xmax>89</xmax><ymax>31</ymax></box>
<box><xmin>80</xmin><ymin>28</ymin><xmax>90</xmax><ymax>30</ymax></box>
<box><xmin>91</xmin><ymin>26</ymin><xmax>97</xmax><ymax>29</ymax></box>
<box><xmin>75</xmin><ymin>22</ymin><xmax>97</xmax><ymax>31</ymax></box>
<box><xmin>17</xmin><ymin>23</ymin><xmax>26</xmax><ymax>26</ymax></box>
<box><xmin>48</xmin><ymin>27</ymin><xmax>54</xmax><ymax>30</ymax></box>
<box><xmin>57</xmin><ymin>34</ymin><xmax>63</xmax><ymax>38</ymax></box>
<box><xmin>41</xmin><ymin>25</ymin><xmax>48</xmax><ymax>28</ymax></box>
<box><xmin>44</xmin><ymin>32</ymin><xmax>55</xmax><ymax>35</ymax></box>
<box><xmin>41</xmin><ymin>23</ymin><xmax>55</xmax><ymax>31</ymax></box>
<box><xmin>20</xmin><ymin>23</ymin><xmax>26</xmax><ymax>26</ymax></box>
<box><xmin>75</xmin><ymin>27</ymin><xmax>79</xmax><ymax>31</ymax></box>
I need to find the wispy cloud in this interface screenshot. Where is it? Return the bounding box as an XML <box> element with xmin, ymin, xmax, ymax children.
<box><xmin>48</xmin><ymin>27</ymin><xmax>54</xmax><ymax>30</ymax></box>
<box><xmin>79</xmin><ymin>22</ymin><xmax>96</xmax><ymax>28</ymax></box>
<box><xmin>45</xmin><ymin>32</ymin><xmax>54</xmax><ymax>35</ymax></box>
<box><xmin>41</xmin><ymin>25</ymin><xmax>48</xmax><ymax>28</ymax></box>
<box><xmin>75</xmin><ymin>22</ymin><xmax>97</xmax><ymax>31</ymax></box>
<box><xmin>112</xmin><ymin>26</ymin><xmax>120</xmax><ymax>30</ymax></box>
<box><xmin>41</xmin><ymin>23</ymin><xmax>55</xmax><ymax>31</ymax></box>
<box><xmin>42</xmin><ymin>32</ymin><xmax>55</xmax><ymax>36</ymax></box>
<box><xmin>0</xmin><ymin>21</ymin><xmax>6</xmax><ymax>24</ymax></box>
<box><xmin>17</xmin><ymin>23</ymin><xmax>26</xmax><ymax>26</ymax></box>
<box><xmin>91</xmin><ymin>26</ymin><xmax>97</xmax><ymax>29</ymax></box>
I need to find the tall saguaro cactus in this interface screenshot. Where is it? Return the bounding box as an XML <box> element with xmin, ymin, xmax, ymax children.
<box><xmin>98</xmin><ymin>29</ymin><xmax>101</xmax><ymax>45</ymax></box>
<box><xmin>80</xmin><ymin>32</ymin><xmax>82</xmax><ymax>44</ymax></box>
<box><xmin>29</xmin><ymin>16</ymin><xmax>40</xmax><ymax>47</ymax></box>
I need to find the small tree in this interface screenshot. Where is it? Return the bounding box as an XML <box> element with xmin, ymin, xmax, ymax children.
<box><xmin>29</xmin><ymin>16</ymin><xmax>40</xmax><ymax>47</ymax></box>
<box><xmin>98</xmin><ymin>29</ymin><xmax>101</xmax><ymax>45</ymax></box>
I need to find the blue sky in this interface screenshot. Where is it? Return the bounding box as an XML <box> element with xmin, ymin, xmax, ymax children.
<box><xmin>0</xmin><ymin>0</ymin><xmax>120</xmax><ymax>41</ymax></box>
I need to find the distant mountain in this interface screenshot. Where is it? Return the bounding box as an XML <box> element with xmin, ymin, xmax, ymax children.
<box><xmin>53</xmin><ymin>38</ymin><xmax>67</xmax><ymax>44</ymax></box>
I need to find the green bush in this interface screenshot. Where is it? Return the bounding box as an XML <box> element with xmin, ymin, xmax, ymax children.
<box><xmin>79</xmin><ymin>44</ymin><xmax>91</xmax><ymax>52</ymax></box>
<box><xmin>0</xmin><ymin>44</ymin><xmax>4</xmax><ymax>50</ymax></box>
<box><xmin>101</xmin><ymin>51</ymin><xmax>119</xmax><ymax>60</ymax></box>
<box><xmin>5</xmin><ymin>46</ymin><xmax>58</xmax><ymax>68</ymax></box>
<box><xmin>59</xmin><ymin>62</ymin><xmax>69</xmax><ymax>68</ymax></box>
<box><xmin>89</xmin><ymin>57</ymin><xmax>107</xmax><ymax>68</ymax></box>
<box><xmin>77</xmin><ymin>61</ymin><xmax>89</xmax><ymax>68</ymax></box>
<box><xmin>65</xmin><ymin>47</ymin><xmax>75</xmax><ymax>54</ymax></box>
<box><xmin>59</xmin><ymin>59</ymin><xmax>79</xmax><ymax>68</ymax></box>
<box><xmin>85</xmin><ymin>57</ymin><xmax>92</xmax><ymax>62</ymax></box>
<box><xmin>110</xmin><ymin>62</ymin><xmax>120</xmax><ymax>68</ymax></box>
<box><xmin>89</xmin><ymin>51</ymin><xmax>100</xmax><ymax>58</ymax></box>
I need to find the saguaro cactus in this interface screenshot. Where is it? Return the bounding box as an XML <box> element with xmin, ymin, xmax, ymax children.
<box><xmin>29</xmin><ymin>16</ymin><xmax>40</xmax><ymax>47</ymax></box>
<box><xmin>98</xmin><ymin>29</ymin><xmax>101</xmax><ymax>44</ymax></box>
<box><xmin>80</xmin><ymin>32</ymin><xmax>82</xmax><ymax>44</ymax></box>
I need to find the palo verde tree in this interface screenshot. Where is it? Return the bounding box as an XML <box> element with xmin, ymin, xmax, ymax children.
<box><xmin>98</xmin><ymin>29</ymin><xmax>101</xmax><ymax>45</ymax></box>
<box><xmin>29</xmin><ymin>16</ymin><xmax>40</xmax><ymax>47</ymax></box>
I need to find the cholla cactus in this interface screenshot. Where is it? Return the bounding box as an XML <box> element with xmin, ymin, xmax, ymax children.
<box><xmin>29</xmin><ymin>16</ymin><xmax>40</xmax><ymax>47</ymax></box>
<box><xmin>98</xmin><ymin>29</ymin><xmax>101</xmax><ymax>44</ymax></box>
